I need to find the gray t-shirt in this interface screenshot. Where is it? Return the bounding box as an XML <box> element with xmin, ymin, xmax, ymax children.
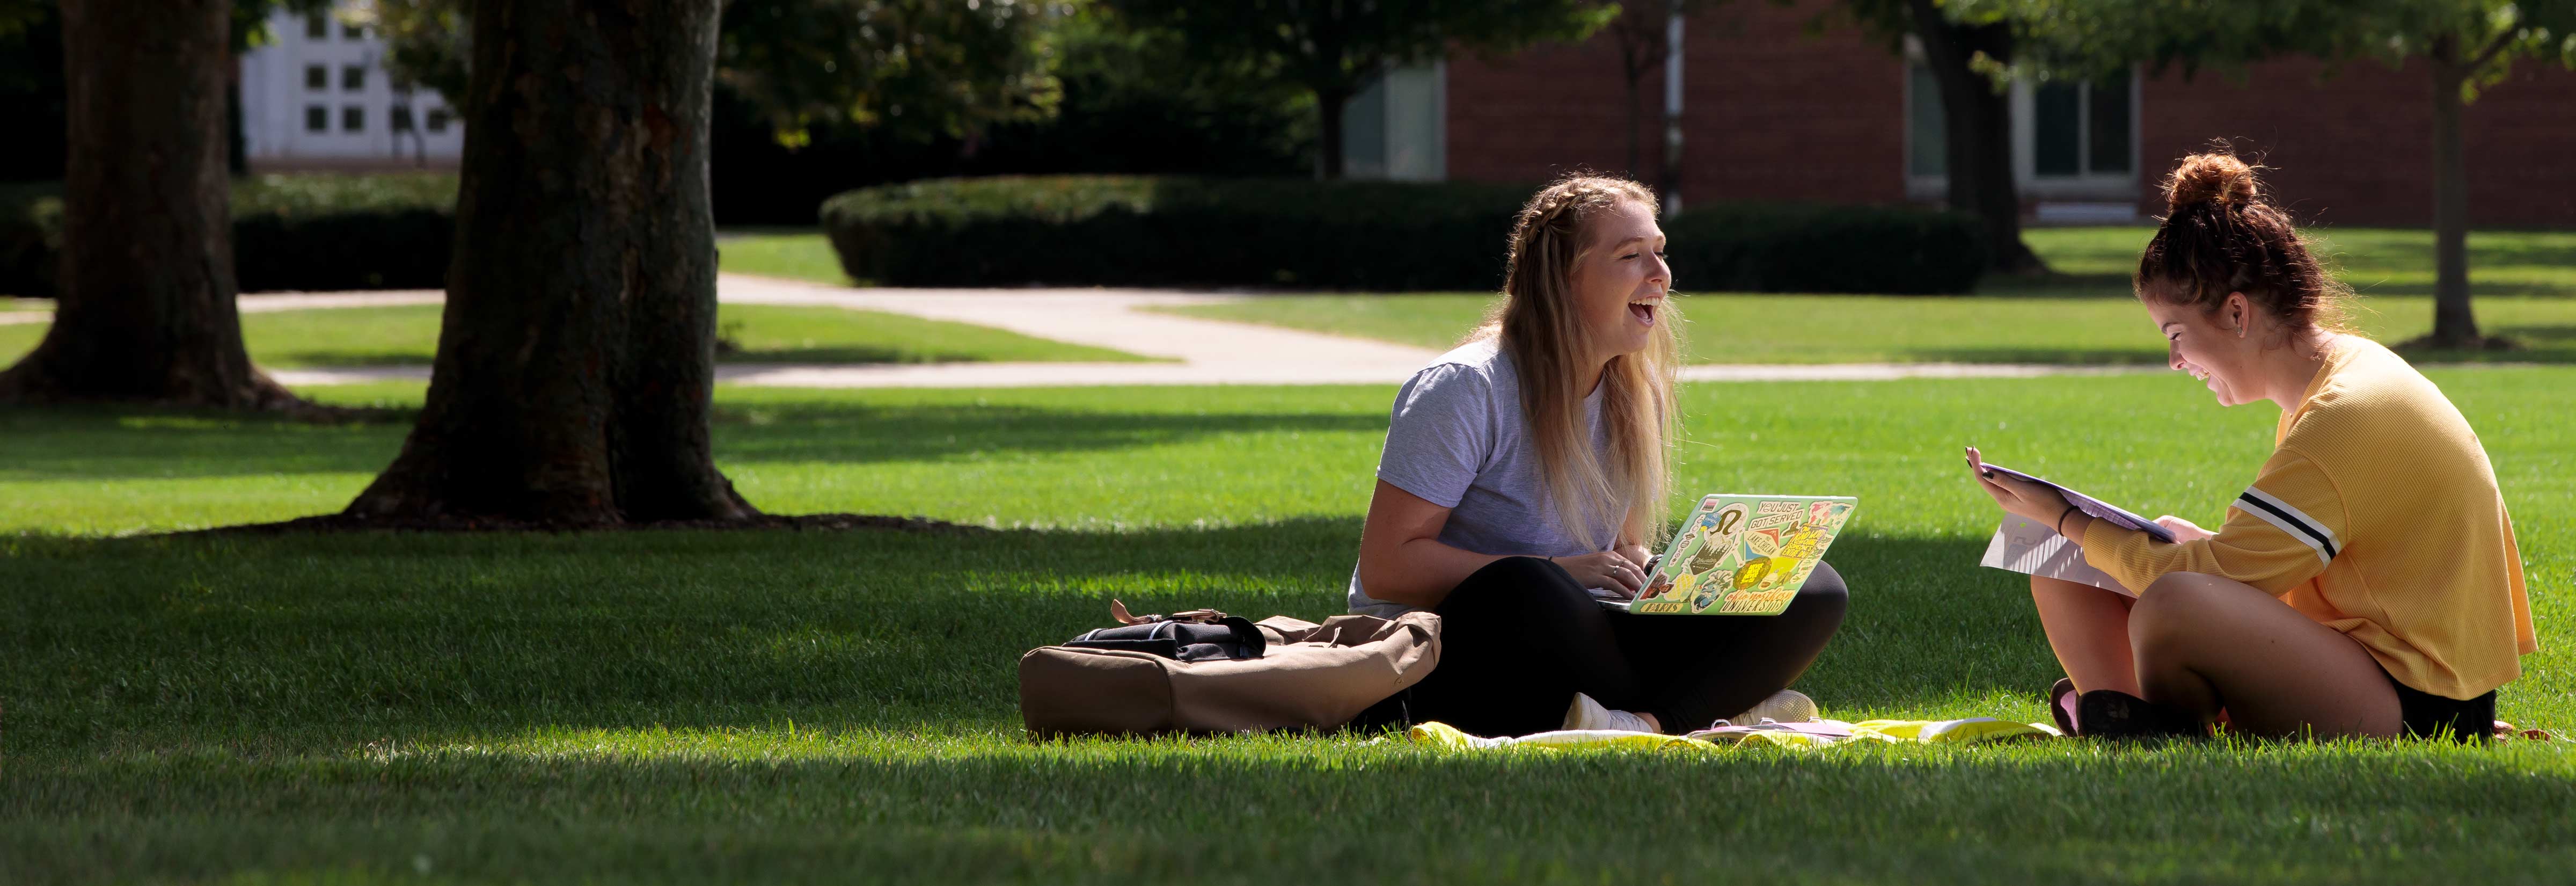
<box><xmin>1348</xmin><ymin>339</ymin><xmax>1614</xmax><ymax>616</ymax></box>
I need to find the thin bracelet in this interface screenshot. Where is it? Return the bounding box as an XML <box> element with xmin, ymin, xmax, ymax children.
<box><xmin>2054</xmin><ymin>504</ymin><xmax>2081</xmax><ymax>536</ymax></box>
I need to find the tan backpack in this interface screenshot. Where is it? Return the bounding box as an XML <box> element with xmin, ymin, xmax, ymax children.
<box><xmin>1018</xmin><ymin>602</ymin><xmax>1441</xmax><ymax>737</ymax></box>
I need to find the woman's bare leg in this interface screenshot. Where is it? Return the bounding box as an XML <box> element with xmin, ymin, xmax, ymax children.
<box><xmin>2127</xmin><ymin>572</ymin><xmax>2402</xmax><ymax>739</ymax></box>
<box><xmin>2031</xmin><ymin>576</ymin><xmax>2141</xmax><ymax>695</ymax></box>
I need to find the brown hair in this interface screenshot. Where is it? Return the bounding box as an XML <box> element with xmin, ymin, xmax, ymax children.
<box><xmin>2135</xmin><ymin>150</ymin><xmax>2352</xmax><ymax>331</ymax></box>
<box><xmin>1474</xmin><ymin>174</ymin><xmax>1681</xmax><ymax>550</ymax></box>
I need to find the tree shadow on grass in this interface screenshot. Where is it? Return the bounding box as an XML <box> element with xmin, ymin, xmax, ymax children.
<box><xmin>0</xmin><ymin>524</ymin><xmax>2055</xmax><ymax>756</ymax></box>
<box><xmin>9</xmin><ymin>737</ymin><xmax>2573</xmax><ymax>885</ymax></box>
<box><xmin>2396</xmin><ymin>324</ymin><xmax>2576</xmax><ymax>364</ymax></box>
<box><xmin>0</xmin><ymin>399</ymin><xmax>1391</xmax><ymax>481</ymax></box>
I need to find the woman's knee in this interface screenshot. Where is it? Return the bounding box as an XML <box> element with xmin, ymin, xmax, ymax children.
<box><xmin>2128</xmin><ymin>572</ymin><xmax>2243</xmax><ymax>655</ymax></box>
<box><xmin>1784</xmin><ymin>561</ymin><xmax>1850</xmax><ymax>628</ymax></box>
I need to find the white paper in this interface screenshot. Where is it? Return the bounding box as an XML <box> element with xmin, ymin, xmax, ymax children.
<box><xmin>1979</xmin><ymin>515</ymin><xmax>2134</xmax><ymax>596</ymax></box>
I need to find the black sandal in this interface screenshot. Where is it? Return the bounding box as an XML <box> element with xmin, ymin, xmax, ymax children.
<box><xmin>2046</xmin><ymin>677</ymin><xmax>2080</xmax><ymax>736</ymax></box>
<box><xmin>2075</xmin><ymin>688</ymin><xmax>2205</xmax><ymax>742</ymax></box>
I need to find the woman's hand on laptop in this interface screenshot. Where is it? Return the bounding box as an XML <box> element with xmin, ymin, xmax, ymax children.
<box><xmin>1550</xmin><ymin>551</ymin><xmax>1644</xmax><ymax>598</ymax></box>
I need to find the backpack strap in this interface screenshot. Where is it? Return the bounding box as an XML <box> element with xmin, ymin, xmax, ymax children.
<box><xmin>1110</xmin><ymin>598</ymin><xmax>1232</xmax><ymax>626</ymax></box>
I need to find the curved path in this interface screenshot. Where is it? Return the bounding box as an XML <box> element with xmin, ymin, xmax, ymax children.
<box><xmin>9</xmin><ymin>276</ymin><xmax>2168</xmax><ymax>387</ymax></box>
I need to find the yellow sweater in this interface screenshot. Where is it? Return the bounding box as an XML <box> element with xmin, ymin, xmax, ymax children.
<box><xmin>2081</xmin><ymin>336</ymin><xmax>2536</xmax><ymax>700</ymax></box>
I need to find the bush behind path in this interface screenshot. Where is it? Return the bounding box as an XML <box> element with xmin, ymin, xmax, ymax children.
<box><xmin>820</xmin><ymin>176</ymin><xmax>1988</xmax><ymax>294</ymax></box>
<box><xmin>0</xmin><ymin>173</ymin><xmax>458</xmax><ymax>297</ymax></box>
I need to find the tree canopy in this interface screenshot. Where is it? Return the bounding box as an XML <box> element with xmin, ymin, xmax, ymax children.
<box><xmin>1956</xmin><ymin>0</ymin><xmax>2576</xmax><ymax>88</ymax></box>
<box><xmin>1948</xmin><ymin>0</ymin><xmax>2576</xmax><ymax>346</ymax></box>
<box><xmin>1097</xmin><ymin>0</ymin><xmax>1615</xmax><ymax>177</ymax></box>
<box><xmin>367</xmin><ymin>0</ymin><xmax>1065</xmax><ymax>147</ymax></box>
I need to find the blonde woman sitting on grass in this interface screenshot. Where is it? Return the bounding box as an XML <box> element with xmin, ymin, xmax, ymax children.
<box><xmin>1971</xmin><ymin>152</ymin><xmax>2534</xmax><ymax>742</ymax></box>
<box><xmin>1348</xmin><ymin>175</ymin><xmax>1846</xmax><ymax>739</ymax></box>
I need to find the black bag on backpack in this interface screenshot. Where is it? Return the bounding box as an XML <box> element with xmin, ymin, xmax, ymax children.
<box><xmin>1062</xmin><ymin>616</ymin><xmax>1267</xmax><ymax>662</ymax></box>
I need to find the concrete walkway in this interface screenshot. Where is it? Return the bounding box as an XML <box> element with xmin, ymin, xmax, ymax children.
<box><xmin>16</xmin><ymin>276</ymin><xmax>2168</xmax><ymax>387</ymax></box>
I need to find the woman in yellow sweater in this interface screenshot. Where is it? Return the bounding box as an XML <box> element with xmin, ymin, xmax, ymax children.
<box><xmin>1971</xmin><ymin>152</ymin><xmax>2535</xmax><ymax>742</ymax></box>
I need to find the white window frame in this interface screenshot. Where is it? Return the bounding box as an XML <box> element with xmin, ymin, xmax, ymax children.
<box><xmin>2012</xmin><ymin>74</ymin><xmax>2141</xmax><ymax>198</ymax></box>
<box><xmin>1903</xmin><ymin>38</ymin><xmax>2141</xmax><ymax>202</ymax></box>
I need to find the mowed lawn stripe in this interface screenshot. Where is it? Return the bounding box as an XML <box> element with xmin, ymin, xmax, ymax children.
<box><xmin>0</xmin><ymin>303</ymin><xmax>1162</xmax><ymax>368</ymax></box>
<box><xmin>1148</xmin><ymin>227</ymin><xmax>2576</xmax><ymax>365</ymax></box>
<box><xmin>1155</xmin><ymin>293</ymin><xmax>2576</xmax><ymax>365</ymax></box>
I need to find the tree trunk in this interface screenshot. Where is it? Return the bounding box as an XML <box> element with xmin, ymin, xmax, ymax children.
<box><xmin>1907</xmin><ymin>0</ymin><xmax>2044</xmax><ymax>274</ymax></box>
<box><xmin>0</xmin><ymin>0</ymin><xmax>295</xmax><ymax>409</ymax></box>
<box><xmin>1625</xmin><ymin>73</ymin><xmax>1644</xmax><ymax>180</ymax></box>
<box><xmin>2427</xmin><ymin>39</ymin><xmax>2480</xmax><ymax>346</ymax></box>
<box><xmin>1316</xmin><ymin>86</ymin><xmax>1349</xmax><ymax>180</ymax></box>
<box><xmin>343</xmin><ymin>0</ymin><xmax>755</xmax><ymax>527</ymax></box>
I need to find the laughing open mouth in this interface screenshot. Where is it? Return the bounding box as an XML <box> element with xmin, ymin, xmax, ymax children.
<box><xmin>1629</xmin><ymin>301</ymin><xmax>1658</xmax><ymax>326</ymax></box>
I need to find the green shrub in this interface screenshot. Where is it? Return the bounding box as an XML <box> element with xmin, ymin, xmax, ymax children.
<box><xmin>817</xmin><ymin>176</ymin><xmax>1988</xmax><ymax>294</ymax></box>
<box><xmin>0</xmin><ymin>182</ymin><xmax>64</xmax><ymax>299</ymax></box>
<box><xmin>822</xmin><ymin>176</ymin><xmax>1532</xmax><ymax>290</ymax></box>
<box><xmin>0</xmin><ymin>173</ymin><xmax>457</xmax><ymax>298</ymax></box>
<box><xmin>1663</xmin><ymin>202</ymin><xmax>1988</xmax><ymax>295</ymax></box>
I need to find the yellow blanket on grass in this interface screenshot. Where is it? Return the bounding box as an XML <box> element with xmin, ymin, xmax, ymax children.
<box><xmin>1406</xmin><ymin>717</ymin><xmax>2061</xmax><ymax>753</ymax></box>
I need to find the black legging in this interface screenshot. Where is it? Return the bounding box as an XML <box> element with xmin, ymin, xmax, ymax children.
<box><xmin>1405</xmin><ymin>556</ymin><xmax>1848</xmax><ymax>738</ymax></box>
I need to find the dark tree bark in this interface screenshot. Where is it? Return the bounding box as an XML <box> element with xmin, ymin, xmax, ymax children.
<box><xmin>1316</xmin><ymin>85</ymin><xmax>1350</xmax><ymax>180</ymax></box>
<box><xmin>2425</xmin><ymin>35</ymin><xmax>2480</xmax><ymax>347</ymax></box>
<box><xmin>1608</xmin><ymin>5</ymin><xmax>1666</xmax><ymax>180</ymax></box>
<box><xmin>0</xmin><ymin>0</ymin><xmax>296</xmax><ymax>409</ymax></box>
<box><xmin>1907</xmin><ymin>0</ymin><xmax>2044</xmax><ymax>274</ymax></box>
<box><xmin>344</xmin><ymin>0</ymin><xmax>755</xmax><ymax>526</ymax></box>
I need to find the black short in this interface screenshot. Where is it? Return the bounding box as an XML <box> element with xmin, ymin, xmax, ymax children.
<box><xmin>2385</xmin><ymin>670</ymin><xmax>2496</xmax><ymax>743</ymax></box>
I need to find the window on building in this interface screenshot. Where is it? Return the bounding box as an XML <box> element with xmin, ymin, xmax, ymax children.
<box><xmin>426</xmin><ymin>108</ymin><xmax>450</xmax><ymax>133</ymax></box>
<box><xmin>343</xmin><ymin>105</ymin><xmax>364</xmax><ymax>132</ymax></box>
<box><xmin>305</xmin><ymin>64</ymin><xmax>328</xmax><ymax>91</ymax></box>
<box><xmin>391</xmin><ymin>106</ymin><xmax>414</xmax><ymax>132</ymax></box>
<box><xmin>1906</xmin><ymin>61</ymin><xmax>1946</xmax><ymax>179</ymax></box>
<box><xmin>343</xmin><ymin>66</ymin><xmax>365</xmax><ymax>92</ymax></box>
<box><xmin>305</xmin><ymin>13</ymin><xmax>327</xmax><ymax>40</ymax></box>
<box><xmin>305</xmin><ymin>105</ymin><xmax>328</xmax><ymax>133</ymax></box>
<box><xmin>2032</xmin><ymin>72</ymin><xmax>2132</xmax><ymax>178</ymax></box>
<box><xmin>343</xmin><ymin>21</ymin><xmax>364</xmax><ymax>39</ymax></box>
<box><xmin>1905</xmin><ymin>50</ymin><xmax>2139</xmax><ymax>197</ymax></box>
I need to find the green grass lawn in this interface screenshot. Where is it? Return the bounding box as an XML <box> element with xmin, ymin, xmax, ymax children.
<box><xmin>1153</xmin><ymin>227</ymin><xmax>2576</xmax><ymax>365</ymax></box>
<box><xmin>1992</xmin><ymin>227</ymin><xmax>2576</xmax><ymax>299</ymax></box>
<box><xmin>5</xmin><ymin>368</ymin><xmax>2573</xmax><ymax>882</ymax></box>
<box><xmin>0</xmin><ymin>303</ymin><xmax>1158</xmax><ymax>367</ymax></box>
<box><xmin>718</xmin><ymin>228</ymin><xmax>853</xmax><ymax>285</ymax></box>
<box><xmin>1166</xmin><ymin>293</ymin><xmax>2576</xmax><ymax>365</ymax></box>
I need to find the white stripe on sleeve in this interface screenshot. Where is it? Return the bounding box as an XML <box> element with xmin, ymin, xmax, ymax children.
<box><xmin>2236</xmin><ymin>486</ymin><xmax>2337</xmax><ymax>567</ymax></box>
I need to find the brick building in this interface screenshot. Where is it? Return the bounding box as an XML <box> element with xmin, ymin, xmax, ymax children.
<box><xmin>1346</xmin><ymin>1</ymin><xmax>2576</xmax><ymax>226</ymax></box>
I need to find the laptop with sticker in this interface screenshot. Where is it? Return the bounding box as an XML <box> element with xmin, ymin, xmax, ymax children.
<box><xmin>1602</xmin><ymin>493</ymin><xmax>1858</xmax><ymax>615</ymax></box>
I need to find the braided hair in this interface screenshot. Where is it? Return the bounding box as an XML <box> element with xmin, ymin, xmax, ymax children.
<box><xmin>1473</xmin><ymin>174</ymin><xmax>1680</xmax><ymax>551</ymax></box>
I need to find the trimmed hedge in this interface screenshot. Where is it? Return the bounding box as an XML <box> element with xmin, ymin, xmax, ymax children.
<box><xmin>0</xmin><ymin>173</ymin><xmax>457</xmax><ymax>297</ymax></box>
<box><xmin>1664</xmin><ymin>202</ymin><xmax>1987</xmax><ymax>296</ymax></box>
<box><xmin>818</xmin><ymin>176</ymin><xmax>1988</xmax><ymax>294</ymax></box>
<box><xmin>822</xmin><ymin>176</ymin><xmax>1532</xmax><ymax>291</ymax></box>
<box><xmin>0</xmin><ymin>182</ymin><xmax>64</xmax><ymax>299</ymax></box>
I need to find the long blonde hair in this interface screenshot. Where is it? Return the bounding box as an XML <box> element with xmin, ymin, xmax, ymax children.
<box><xmin>1472</xmin><ymin>175</ymin><xmax>1682</xmax><ymax>550</ymax></box>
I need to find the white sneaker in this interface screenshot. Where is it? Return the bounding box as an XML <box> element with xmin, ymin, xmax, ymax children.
<box><xmin>1719</xmin><ymin>689</ymin><xmax>1818</xmax><ymax>726</ymax></box>
<box><xmin>1562</xmin><ymin>692</ymin><xmax>1658</xmax><ymax>733</ymax></box>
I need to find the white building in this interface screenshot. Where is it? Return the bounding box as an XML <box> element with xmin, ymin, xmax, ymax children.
<box><xmin>237</xmin><ymin>4</ymin><xmax>463</xmax><ymax>171</ymax></box>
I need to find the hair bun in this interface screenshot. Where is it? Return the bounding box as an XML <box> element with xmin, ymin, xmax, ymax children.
<box><xmin>2165</xmin><ymin>152</ymin><xmax>2259</xmax><ymax>212</ymax></box>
